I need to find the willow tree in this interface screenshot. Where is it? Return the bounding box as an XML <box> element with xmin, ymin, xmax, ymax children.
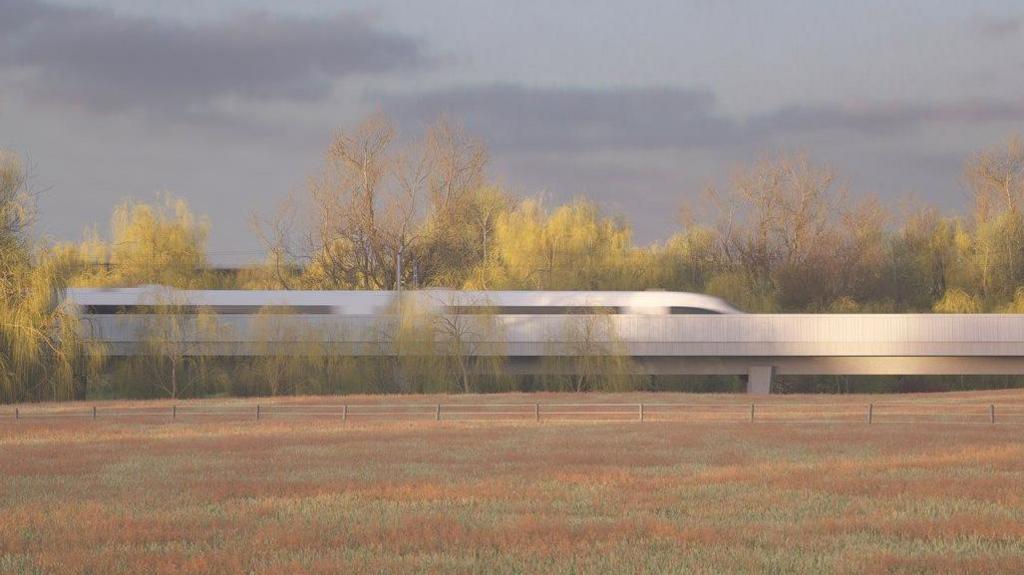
<box><xmin>74</xmin><ymin>195</ymin><xmax>210</xmax><ymax>288</ymax></box>
<box><xmin>244</xmin><ymin>307</ymin><xmax>363</xmax><ymax>396</ymax></box>
<box><xmin>422</xmin><ymin>185</ymin><xmax>515</xmax><ymax>288</ymax></box>
<box><xmin>377</xmin><ymin>294</ymin><xmax>449</xmax><ymax>393</ymax></box>
<box><xmin>0</xmin><ymin>151</ymin><xmax>98</xmax><ymax>402</ymax></box>
<box><xmin>887</xmin><ymin>208</ymin><xmax>963</xmax><ymax>312</ymax></box>
<box><xmin>0</xmin><ymin>248</ymin><xmax>97</xmax><ymax>402</ymax></box>
<box><xmin>541</xmin><ymin>311</ymin><xmax>636</xmax><ymax>393</ymax></box>
<box><xmin>429</xmin><ymin>294</ymin><xmax>508</xmax><ymax>393</ymax></box>
<box><xmin>245</xmin><ymin>308</ymin><xmax>310</xmax><ymax>396</ymax></box>
<box><xmin>961</xmin><ymin>210</ymin><xmax>1024</xmax><ymax>305</ymax></box>
<box><xmin>126</xmin><ymin>288</ymin><xmax>226</xmax><ymax>399</ymax></box>
<box><xmin>467</xmin><ymin>199</ymin><xmax>638</xmax><ymax>290</ymax></box>
<box><xmin>933</xmin><ymin>288</ymin><xmax>982</xmax><ymax>314</ymax></box>
<box><xmin>1001</xmin><ymin>288</ymin><xmax>1024</xmax><ymax>313</ymax></box>
<box><xmin>644</xmin><ymin>227</ymin><xmax>721</xmax><ymax>293</ymax></box>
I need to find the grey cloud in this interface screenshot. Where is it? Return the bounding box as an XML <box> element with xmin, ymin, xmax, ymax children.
<box><xmin>0</xmin><ymin>0</ymin><xmax>426</xmax><ymax>115</ymax></box>
<box><xmin>974</xmin><ymin>15</ymin><xmax>1021</xmax><ymax>38</ymax></box>
<box><xmin>381</xmin><ymin>84</ymin><xmax>1024</xmax><ymax>152</ymax></box>
<box><xmin>382</xmin><ymin>84</ymin><xmax>739</xmax><ymax>151</ymax></box>
<box><xmin>0</xmin><ymin>0</ymin><xmax>65</xmax><ymax>34</ymax></box>
<box><xmin>750</xmin><ymin>100</ymin><xmax>1024</xmax><ymax>138</ymax></box>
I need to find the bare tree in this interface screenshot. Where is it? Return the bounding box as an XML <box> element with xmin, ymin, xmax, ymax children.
<box><xmin>704</xmin><ymin>153</ymin><xmax>846</xmax><ymax>309</ymax></box>
<box><xmin>305</xmin><ymin>113</ymin><xmax>395</xmax><ymax>289</ymax></box>
<box><xmin>966</xmin><ymin>134</ymin><xmax>1024</xmax><ymax>223</ymax></box>
<box><xmin>412</xmin><ymin>121</ymin><xmax>490</xmax><ymax>286</ymax></box>
<box><xmin>0</xmin><ymin>151</ymin><xmax>33</xmax><ymax>293</ymax></box>
<box><xmin>964</xmin><ymin>135</ymin><xmax>1024</xmax><ymax>301</ymax></box>
<box><xmin>257</xmin><ymin>114</ymin><xmax>490</xmax><ymax>290</ymax></box>
<box><xmin>249</xmin><ymin>196</ymin><xmax>302</xmax><ymax>289</ymax></box>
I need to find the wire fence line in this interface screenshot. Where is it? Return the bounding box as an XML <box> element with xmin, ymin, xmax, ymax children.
<box><xmin>3</xmin><ymin>401</ymin><xmax>1024</xmax><ymax>425</ymax></box>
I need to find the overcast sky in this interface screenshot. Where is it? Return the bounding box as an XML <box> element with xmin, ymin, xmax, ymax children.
<box><xmin>2</xmin><ymin>0</ymin><xmax>1023</xmax><ymax>261</ymax></box>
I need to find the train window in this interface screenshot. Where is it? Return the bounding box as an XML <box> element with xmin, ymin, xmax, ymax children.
<box><xmin>447</xmin><ymin>306</ymin><xmax>720</xmax><ymax>315</ymax></box>
<box><xmin>445</xmin><ymin>306</ymin><xmax>620</xmax><ymax>315</ymax></box>
<box><xmin>81</xmin><ymin>303</ymin><xmax>719</xmax><ymax>315</ymax></box>
<box><xmin>669</xmin><ymin>306</ymin><xmax>719</xmax><ymax>314</ymax></box>
<box><xmin>80</xmin><ymin>305</ymin><xmax>336</xmax><ymax>315</ymax></box>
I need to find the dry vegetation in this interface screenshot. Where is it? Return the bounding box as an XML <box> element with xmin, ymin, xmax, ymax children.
<box><xmin>3</xmin><ymin>391</ymin><xmax>1024</xmax><ymax>574</ymax></box>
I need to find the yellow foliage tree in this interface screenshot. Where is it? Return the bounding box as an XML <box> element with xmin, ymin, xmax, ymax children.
<box><xmin>1000</xmin><ymin>287</ymin><xmax>1024</xmax><ymax>313</ymax></box>
<box><xmin>933</xmin><ymin>288</ymin><xmax>982</xmax><ymax>313</ymax></box>
<box><xmin>73</xmin><ymin>195</ymin><xmax>210</xmax><ymax>288</ymax></box>
<box><xmin>644</xmin><ymin>227</ymin><xmax>721</xmax><ymax>292</ymax></box>
<box><xmin>467</xmin><ymin>199</ymin><xmax>639</xmax><ymax>290</ymax></box>
<box><xmin>0</xmin><ymin>151</ymin><xmax>101</xmax><ymax>402</ymax></box>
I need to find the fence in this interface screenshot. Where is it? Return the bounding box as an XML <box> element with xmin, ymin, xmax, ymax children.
<box><xmin>3</xmin><ymin>401</ymin><xmax>1024</xmax><ymax>425</ymax></box>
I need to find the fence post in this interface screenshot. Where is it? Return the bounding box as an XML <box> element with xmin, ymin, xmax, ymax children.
<box><xmin>535</xmin><ymin>402</ymin><xmax>540</xmax><ymax>422</ymax></box>
<box><xmin>436</xmin><ymin>403</ymin><xmax>441</xmax><ymax>421</ymax></box>
<box><xmin>750</xmin><ymin>403</ymin><xmax>755</xmax><ymax>422</ymax></box>
<box><xmin>14</xmin><ymin>408</ymin><xmax>18</xmax><ymax>422</ymax></box>
<box><xmin>990</xmin><ymin>404</ymin><xmax>995</xmax><ymax>424</ymax></box>
<box><xmin>172</xmin><ymin>405</ymin><xmax>176</xmax><ymax>420</ymax></box>
<box><xmin>868</xmin><ymin>403</ymin><xmax>873</xmax><ymax>424</ymax></box>
<box><xmin>342</xmin><ymin>404</ymin><xmax>347</xmax><ymax>422</ymax></box>
<box><xmin>639</xmin><ymin>403</ymin><xmax>645</xmax><ymax>422</ymax></box>
<box><xmin>256</xmin><ymin>404</ymin><xmax>261</xmax><ymax>421</ymax></box>
<box><xmin>93</xmin><ymin>406</ymin><xmax>97</xmax><ymax>420</ymax></box>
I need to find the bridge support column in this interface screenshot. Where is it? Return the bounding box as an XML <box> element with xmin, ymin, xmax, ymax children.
<box><xmin>747</xmin><ymin>366</ymin><xmax>774</xmax><ymax>395</ymax></box>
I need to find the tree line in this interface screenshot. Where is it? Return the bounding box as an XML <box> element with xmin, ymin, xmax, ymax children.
<box><xmin>2</xmin><ymin>115</ymin><xmax>1024</xmax><ymax>401</ymax></box>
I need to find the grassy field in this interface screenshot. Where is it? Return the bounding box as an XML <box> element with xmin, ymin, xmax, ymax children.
<box><xmin>2</xmin><ymin>391</ymin><xmax>1024</xmax><ymax>574</ymax></box>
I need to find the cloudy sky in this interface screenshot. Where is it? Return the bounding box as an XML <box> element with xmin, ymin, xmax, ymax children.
<box><xmin>2</xmin><ymin>0</ymin><xmax>1023</xmax><ymax>261</ymax></box>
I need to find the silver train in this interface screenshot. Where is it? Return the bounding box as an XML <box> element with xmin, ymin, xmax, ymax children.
<box><xmin>65</xmin><ymin>286</ymin><xmax>1024</xmax><ymax>394</ymax></box>
<box><xmin>66</xmin><ymin>287</ymin><xmax>742</xmax><ymax>317</ymax></box>
<box><xmin>65</xmin><ymin>285</ymin><xmax>741</xmax><ymax>358</ymax></box>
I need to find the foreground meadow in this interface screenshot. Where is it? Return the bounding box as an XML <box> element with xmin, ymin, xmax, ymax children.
<box><xmin>2</xmin><ymin>392</ymin><xmax>1024</xmax><ymax>574</ymax></box>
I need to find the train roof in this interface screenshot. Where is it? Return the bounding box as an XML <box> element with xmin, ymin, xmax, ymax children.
<box><xmin>64</xmin><ymin>287</ymin><xmax>742</xmax><ymax>314</ymax></box>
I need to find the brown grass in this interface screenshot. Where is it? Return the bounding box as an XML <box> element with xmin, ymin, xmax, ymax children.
<box><xmin>2</xmin><ymin>391</ymin><xmax>1024</xmax><ymax>574</ymax></box>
